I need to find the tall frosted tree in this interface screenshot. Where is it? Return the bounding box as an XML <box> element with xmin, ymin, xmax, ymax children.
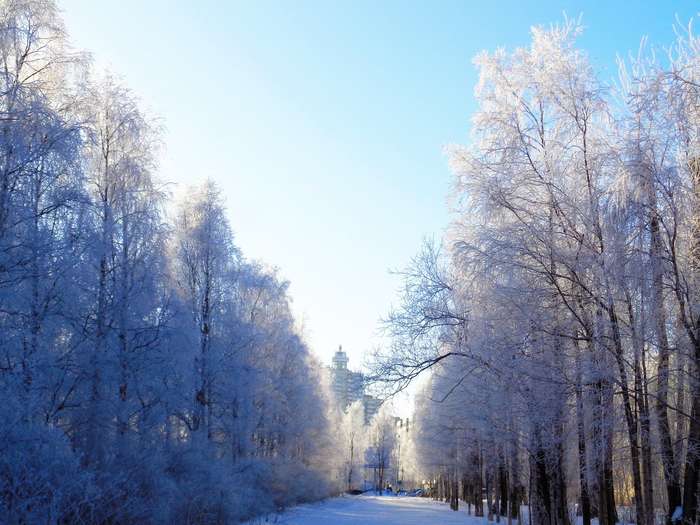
<box><xmin>172</xmin><ymin>180</ymin><xmax>238</xmax><ymax>447</ymax></box>
<box><xmin>0</xmin><ymin>3</ymin><xmax>339</xmax><ymax>522</ymax></box>
<box><xmin>79</xmin><ymin>74</ymin><xmax>167</xmax><ymax>466</ymax></box>
<box><xmin>375</xmin><ymin>16</ymin><xmax>700</xmax><ymax>525</ymax></box>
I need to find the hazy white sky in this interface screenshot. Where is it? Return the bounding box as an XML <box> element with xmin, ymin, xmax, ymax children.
<box><xmin>59</xmin><ymin>0</ymin><xmax>698</xmax><ymax>378</ymax></box>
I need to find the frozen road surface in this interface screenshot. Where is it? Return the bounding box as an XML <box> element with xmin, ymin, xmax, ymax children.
<box><xmin>245</xmin><ymin>495</ymin><xmax>488</xmax><ymax>524</ymax></box>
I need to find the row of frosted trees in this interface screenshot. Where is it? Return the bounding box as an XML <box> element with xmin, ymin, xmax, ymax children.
<box><xmin>0</xmin><ymin>1</ymin><xmax>335</xmax><ymax>523</ymax></box>
<box><xmin>376</xmin><ymin>18</ymin><xmax>700</xmax><ymax>525</ymax></box>
<box><xmin>334</xmin><ymin>401</ymin><xmax>400</xmax><ymax>494</ymax></box>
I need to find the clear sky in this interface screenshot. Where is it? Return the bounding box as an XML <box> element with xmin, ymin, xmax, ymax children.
<box><xmin>60</xmin><ymin>0</ymin><xmax>698</xmax><ymax>372</ymax></box>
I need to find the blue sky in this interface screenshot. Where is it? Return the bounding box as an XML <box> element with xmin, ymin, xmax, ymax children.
<box><xmin>60</xmin><ymin>0</ymin><xmax>698</xmax><ymax>371</ymax></box>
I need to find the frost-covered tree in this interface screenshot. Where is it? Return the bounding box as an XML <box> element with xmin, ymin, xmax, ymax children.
<box><xmin>366</xmin><ymin>405</ymin><xmax>397</xmax><ymax>493</ymax></box>
<box><xmin>171</xmin><ymin>180</ymin><xmax>238</xmax><ymax>447</ymax></box>
<box><xmin>375</xmin><ymin>16</ymin><xmax>700</xmax><ymax>525</ymax></box>
<box><xmin>0</xmin><ymin>3</ymin><xmax>338</xmax><ymax>522</ymax></box>
<box><xmin>78</xmin><ymin>73</ymin><xmax>167</xmax><ymax>469</ymax></box>
<box><xmin>339</xmin><ymin>401</ymin><xmax>368</xmax><ymax>491</ymax></box>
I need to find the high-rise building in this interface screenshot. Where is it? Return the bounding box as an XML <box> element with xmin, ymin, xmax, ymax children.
<box><xmin>362</xmin><ymin>395</ymin><xmax>382</xmax><ymax>424</ymax></box>
<box><xmin>330</xmin><ymin>345</ymin><xmax>360</xmax><ymax>407</ymax></box>
<box><xmin>329</xmin><ymin>345</ymin><xmax>381</xmax><ymax>424</ymax></box>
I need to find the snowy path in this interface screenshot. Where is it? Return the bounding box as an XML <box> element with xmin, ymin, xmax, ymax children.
<box><xmin>245</xmin><ymin>495</ymin><xmax>487</xmax><ymax>524</ymax></box>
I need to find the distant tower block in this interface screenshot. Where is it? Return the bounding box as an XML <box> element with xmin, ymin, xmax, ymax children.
<box><xmin>332</xmin><ymin>345</ymin><xmax>349</xmax><ymax>370</ymax></box>
<box><xmin>328</xmin><ymin>345</ymin><xmax>380</xmax><ymax>424</ymax></box>
<box><xmin>363</xmin><ymin>394</ymin><xmax>381</xmax><ymax>424</ymax></box>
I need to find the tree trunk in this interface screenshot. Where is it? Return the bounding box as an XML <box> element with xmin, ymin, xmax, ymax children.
<box><xmin>476</xmin><ymin>448</ymin><xmax>485</xmax><ymax>517</ymax></box>
<box><xmin>450</xmin><ymin>473</ymin><xmax>459</xmax><ymax>511</ymax></box>
<box><xmin>595</xmin><ymin>372</ymin><xmax>618</xmax><ymax>525</ymax></box>
<box><xmin>348</xmin><ymin>433</ymin><xmax>355</xmax><ymax>491</ymax></box>
<box><xmin>487</xmin><ymin>467</ymin><xmax>494</xmax><ymax>521</ymax></box>
<box><xmin>575</xmin><ymin>351</ymin><xmax>592</xmax><ymax>525</ymax></box>
<box><xmin>639</xmin><ymin>356</ymin><xmax>655</xmax><ymax>525</ymax></box>
<box><xmin>509</xmin><ymin>433</ymin><xmax>522</xmax><ymax>524</ymax></box>
<box><xmin>608</xmin><ymin>305</ymin><xmax>645</xmax><ymax>525</ymax></box>
<box><xmin>683</xmin><ymin>383</ymin><xmax>700</xmax><ymax>525</ymax></box>
<box><xmin>531</xmin><ymin>445</ymin><xmax>552</xmax><ymax>525</ymax></box>
<box><xmin>500</xmin><ymin>455</ymin><xmax>509</xmax><ymax>518</ymax></box>
<box><xmin>646</xmin><ymin>150</ymin><xmax>683</xmax><ymax>525</ymax></box>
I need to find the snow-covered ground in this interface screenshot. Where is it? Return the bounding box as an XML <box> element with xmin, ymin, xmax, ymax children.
<box><xmin>244</xmin><ymin>495</ymin><xmax>490</xmax><ymax>524</ymax></box>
